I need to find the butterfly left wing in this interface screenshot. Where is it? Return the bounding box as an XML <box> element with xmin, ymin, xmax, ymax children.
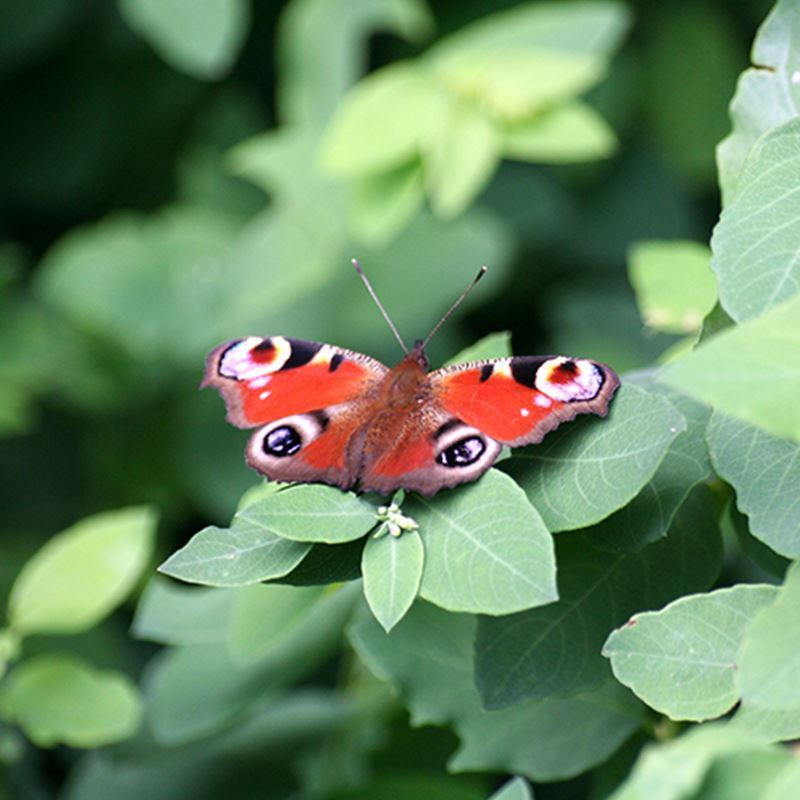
<box><xmin>429</xmin><ymin>355</ymin><xmax>620</xmax><ymax>447</ymax></box>
<box><xmin>203</xmin><ymin>336</ymin><xmax>388</xmax><ymax>490</ymax></box>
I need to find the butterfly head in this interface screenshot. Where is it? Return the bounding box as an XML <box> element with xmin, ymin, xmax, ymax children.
<box><xmin>409</xmin><ymin>339</ymin><xmax>430</xmax><ymax>370</ymax></box>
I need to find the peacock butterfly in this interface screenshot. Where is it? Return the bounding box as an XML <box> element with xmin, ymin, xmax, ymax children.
<box><xmin>203</xmin><ymin>262</ymin><xmax>620</xmax><ymax>496</ymax></box>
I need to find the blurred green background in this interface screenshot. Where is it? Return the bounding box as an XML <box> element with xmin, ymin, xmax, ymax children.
<box><xmin>0</xmin><ymin>0</ymin><xmax>776</xmax><ymax>797</ymax></box>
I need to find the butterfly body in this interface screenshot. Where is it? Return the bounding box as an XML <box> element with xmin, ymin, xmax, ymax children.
<box><xmin>203</xmin><ymin>335</ymin><xmax>619</xmax><ymax>496</ymax></box>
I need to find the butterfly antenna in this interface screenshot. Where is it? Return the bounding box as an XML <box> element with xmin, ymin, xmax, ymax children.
<box><xmin>351</xmin><ymin>259</ymin><xmax>409</xmax><ymax>355</ymax></box>
<box><xmin>421</xmin><ymin>266</ymin><xmax>488</xmax><ymax>350</ymax></box>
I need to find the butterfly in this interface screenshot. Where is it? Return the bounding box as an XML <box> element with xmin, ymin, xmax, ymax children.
<box><xmin>203</xmin><ymin>262</ymin><xmax>620</xmax><ymax>497</ymax></box>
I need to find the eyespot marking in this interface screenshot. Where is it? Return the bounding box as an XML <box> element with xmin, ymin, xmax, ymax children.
<box><xmin>434</xmin><ymin>418</ymin><xmax>465</xmax><ymax>440</ymax></box>
<box><xmin>436</xmin><ymin>436</ymin><xmax>486</xmax><ymax>468</ymax></box>
<box><xmin>264</xmin><ymin>426</ymin><xmax>302</xmax><ymax>457</ymax></box>
<box><xmin>535</xmin><ymin>357</ymin><xmax>604</xmax><ymax>402</ymax></box>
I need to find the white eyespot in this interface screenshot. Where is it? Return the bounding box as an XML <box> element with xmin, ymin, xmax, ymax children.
<box><xmin>220</xmin><ymin>336</ymin><xmax>292</xmax><ymax>381</ymax></box>
<box><xmin>249</xmin><ymin>376</ymin><xmax>271</xmax><ymax>389</ymax></box>
<box><xmin>520</xmin><ymin>408</ymin><xmax>530</xmax><ymax>417</ymax></box>
<box><xmin>534</xmin><ymin>395</ymin><xmax>552</xmax><ymax>408</ymax></box>
<box><xmin>259</xmin><ymin>390</ymin><xmax>271</xmax><ymax>400</ymax></box>
<box><xmin>534</xmin><ymin>357</ymin><xmax>603</xmax><ymax>403</ymax></box>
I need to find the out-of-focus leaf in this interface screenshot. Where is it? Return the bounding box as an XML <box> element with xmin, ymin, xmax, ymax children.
<box><xmin>604</xmin><ymin>585</ymin><xmax>778</xmax><ymax>721</ymax></box>
<box><xmin>663</xmin><ymin>294</ymin><xmax>800</xmax><ymax>443</ymax></box>
<box><xmin>118</xmin><ymin>0</ymin><xmax>250</xmax><ymax>80</ymax></box>
<box><xmin>423</xmin><ymin>99</ymin><xmax>498</xmax><ymax>218</ymax></box>
<box><xmin>729</xmin><ymin>703</ymin><xmax>800</xmax><ymax>744</ymax></box>
<box><xmin>406</xmin><ymin>470</ymin><xmax>557</xmax><ymax>615</ymax></box>
<box><xmin>506</xmin><ymin>383</ymin><xmax>685</xmax><ymax>531</ymax></box>
<box><xmin>488</xmin><ymin>777</ymin><xmax>534</xmax><ymax>800</ymax></box>
<box><xmin>276</xmin><ymin>0</ymin><xmax>434</xmax><ymax>128</ymax></box>
<box><xmin>718</xmin><ymin>0</ymin><xmax>800</xmax><ymax>203</ymax></box>
<box><xmin>501</xmin><ymin>102</ymin><xmax>616</xmax><ymax>162</ymax></box>
<box><xmin>320</xmin><ymin>62</ymin><xmax>441</xmax><ymax>177</ymax></box>
<box><xmin>445</xmin><ymin>332</ymin><xmax>512</xmax><ymax>366</ymax></box>
<box><xmin>8</xmin><ymin>507</ymin><xmax>156</xmax><ymax>636</ymax></box>
<box><xmin>0</xmin><ymin>654</ymin><xmax>141</xmax><ymax>748</ymax></box>
<box><xmin>628</xmin><ymin>241</ymin><xmax>717</xmax><ymax>333</ymax></box>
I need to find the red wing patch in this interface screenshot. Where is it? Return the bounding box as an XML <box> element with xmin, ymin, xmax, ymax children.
<box><xmin>203</xmin><ymin>336</ymin><xmax>388</xmax><ymax>428</ymax></box>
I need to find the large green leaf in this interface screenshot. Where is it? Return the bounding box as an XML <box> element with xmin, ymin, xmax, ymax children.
<box><xmin>505</xmin><ymin>383</ymin><xmax>686</xmax><ymax>531</ymax></box>
<box><xmin>718</xmin><ymin>0</ymin><xmax>800</xmax><ymax>204</ymax></box>
<box><xmin>158</xmin><ymin>517</ymin><xmax>312</xmax><ymax>588</ymax></box>
<box><xmin>8</xmin><ymin>507</ymin><xmax>156</xmax><ymax>636</ymax></box>
<box><xmin>729</xmin><ymin>702</ymin><xmax>800</xmax><ymax>744</ymax></box>
<box><xmin>706</xmin><ymin>413</ymin><xmax>800</xmax><ymax>558</ymax></box>
<box><xmin>713</xmin><ymin>119</ymin><xmax>800</xmax><ymax>323</ymax></box>
<box><xmin>349</xmin><ymin>601</ymin><xmax>641</xmax><ymax>782</ymax></box>
<box><xmin>362</xmin><ymin>530</ymin><xmax>425</xmax><ymax>632</ymax></box>
<box><xmin>118</xmin><ymin>0</ymin><xmax>249</xmax><ymax>80</ymax></box>
<box><xmin>603</xmin><ymin>585</ymin><xmax>778</xmax><ymax>721</ymax></box>
<box><xmin>500</xmin><ymin>102</ymin><xmax>616</xmax><ymax>163</ymax></box>
<box><xmin>488</xmin><ymin>778</ymin><xmax>533</xmax><ymax>800</ymax></box>
<box><xmin>628</xmin><ymin>241</ymin><xmax>716</xmax><ymax>334</ymax></box>
<box><xmin>588</xmin><ymin>380</ymin><xmax>711</xmax><ymax>553</ymax></box>
<box><xmin>236</xmin><ymin>485</ymin><xmax>378</xmax><ymax>544</ymax></box>
<box><xmin>475</xmin><ymin>486</ymin><xmax>722</xmax><ymax>708</ymax></box>
<box><xmin>738</xmin><ymin>561</ymin><xmax>800</xmax><ymax>710</ymax></box>
<box><xmin>406</xmin><ymin>470</ymin><xmax>557</xmax><ymax>615</ymax></box>
<box><xmin>697</xmin><ymin>751</ymin><xmax>798</xmax><ymax>800</ymax></box>
<box><xmin>132</xmin><ymin>577</ymin><xmax>235</xmax><ymax>646</ymax></box>
<box><xmin>0</xmin><ymin>654</ymin><xmax>141</xmax><ymax>748</ymax></box>
<box><xmin>662</xmin><ymin>294</ymin><xmax>800</xmax><ymax>443</ymax></box>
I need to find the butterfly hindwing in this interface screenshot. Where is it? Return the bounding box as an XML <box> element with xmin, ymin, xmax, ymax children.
<box><xmin>202</xmin><ymin>336</ymin><xmax>388</xmax><ymax>428</ymax></box>
<box><xmin>429</xmin><ymin>355</ymin><xmax>620</xmax><ymax>447</ymax></box>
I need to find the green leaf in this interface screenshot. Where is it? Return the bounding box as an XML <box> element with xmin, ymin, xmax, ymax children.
<box><xmin>406</xmin><ymin>470</ymin><xmax>557</xmax><ymax>615</ymax></box>
<box><xmin>603</xmin><ymin>585</ymin><xmax>778</xmax><ymax>721</ymax></box>
<box><xmin>488</xmin><ymin>778</ymin><xmax>533</xmax><ymax>800</ymax></box>
<box><xmin>132</xmin><ymin>577</ymin><xmax>235</xmax><ymax>646</ymax></box>
<box><xmin>662</xmin><ymin>294</ymin><xmax>800</xmax><ymax>443</ymax></box>
<box><xmin>0</xmin><ymin>654</ymin><xmax>141</xmax><ymax>748</ymax></box>
<box><xmin>349</xmin><ymin>601</ymin><xmax>641</xmax><ymax>782</ymax></box>
<box><xmin>608</xmin><ymin>723</ymin><xmax>771</xmax><ymax>800</ymax></box>
<box><xmin>146</xmin><ymin>583</ymin><xmax>358</xmax><ymax>744</ymax></box>
<box><xmin>713</xmin><ymin>119</ymin><xmax>800</xmax><ymax>322</ymax></box>
<box><xmin>445</xmin><ymin>331</ymin><xmax>512</xmax><ymax>366</ymax></box>
<box><xmin>423</xmin><ymin>99</ymin><xmax>498</xmax><ymax>218</ymax></box>
<box><xmin>506</xmin><ymin>383</ymin><xmax>686</xmax><ymax>531</ymax></box>
<box><xmin>8</xmin><ymin>506</ymin><xmax>155</xmax><ymax>636</ymax></box>
<box><xmin>362</xmin><ymin>529</ymin><xmax>424</xmax><ymax>632</ymax></box>
<box><xmin>320</xmin><ymin>61</ymin><xmax>440</xmax><ymax>177</ymax></box>
<box><xmin>118</xmin><ymin>0</ymin><xmax>249</xmax><ymax>80</ymax></box>
<box><xmin>349</xmin><ymin>162</ymin><xmax>424</xmax><ymax>245</ymax></box>
<box><xmin>158</xmin><ymin>517</ymin><xmax>312</xmax><ymax>588</ymax></box>
<box><xmin>588</xmin><ymin>380</ymin><xmax>711</xmax><ymax>553</ymax></box>
<box><xmin>475</xmin><ymin>485</ymin><xmax>722</xmax><ymax>708</ymax></box>
<box><xmin>683</xmin><ymin>751</ymin><xmax>793</xmax><ymax>800</ymax></box>
<box><xmin>718</xmin><ymin>0</ymin><xmax>800</xmax><ymax>204</ymax></box>
<box><xmin>500</xmin><ymin>102</ymin><xmax>616</xmax><ymax>163</ymax></box>
<box><xmin>236</xmin><ymin>484</ymin><xmax>378</xmax><ymax>544</ymax></box>
<box><xmin>738</xmin><ymin>561</ymin><xmax>800</xmax><ymax>710</ymax></box>
<box><xmin>628</xmin><ymin>241</ymin><xmax>717</xmax><ymax>333</ymax></box>
<box><xmin>707</xmin><ymin>413</ymin><xmax>800</xmax><ymax>558</ymax></box>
